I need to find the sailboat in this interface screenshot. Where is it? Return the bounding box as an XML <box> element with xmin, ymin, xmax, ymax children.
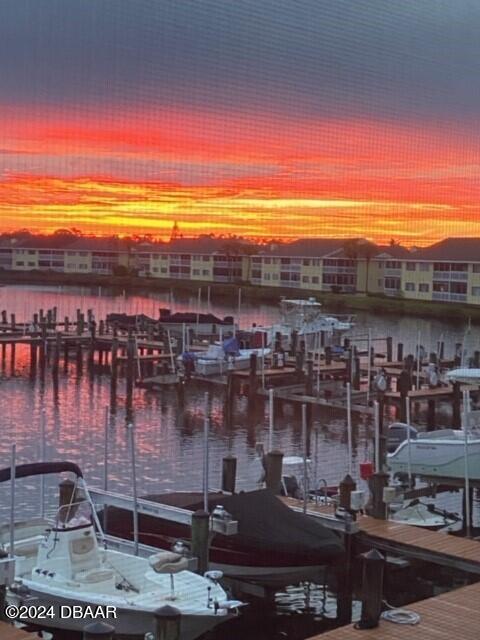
<box><xmin>1</xmin><ymin>462</ymin><xmax>241</xmax><ymax>638</ymax></box>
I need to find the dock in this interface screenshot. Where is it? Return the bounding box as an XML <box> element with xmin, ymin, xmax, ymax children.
<box><xmin>310</xmin><ymin>581</ymin><xmax>480</xmax><ymax>640</ymax></box>
<box><xmin>284</xmin><ymin>498</ymin><xmax>480</xmax><ymax>574</ymax></box>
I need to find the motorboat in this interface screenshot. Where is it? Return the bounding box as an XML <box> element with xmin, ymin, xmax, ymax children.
<box><xmin>445</xmin><ymin>368</ymin><xmax>480</xmax><ymax>385</ymax></box>
<box><xmin>388</xmin><ymin>430</ymin><xmax>480</xmax><ymax>481</ymax></box>
<box><xmin>180</xmin><ymin>338</ymin><xmax>270</xmax><ymax>376</ymax></box>
<box><xmin>250</xmin><ymin>298</ymin><xmax>354</xmax><ymax>351</ymax></box>
<box><xmin>106</xmin><ymin>310</ymin><xmax>236</xmax><ymax>337</ymax></box>
<box><xmin>104</xmin><ymin>489</ymin><xmax>344</xmax><ymax>587</ymax></box>
<box><xmin>389</xmin><ymin>499</ymin><xmax>460</xmax><ymax>531</ymax></box>
<box><xmin>387</xmin><ymin>423</ymin><xmax>418</xmax><ymax>454</ymax></box>
<box><xmin>1</xmin><ymin>462</ymin><xmax>239</xmax><ymax>638</ymax></box>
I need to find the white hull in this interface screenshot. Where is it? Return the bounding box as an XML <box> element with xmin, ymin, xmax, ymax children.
<box><xmin>195</xmin><ymin>349</ymin><xmax>270</xmax><ymax>376</ymax></box>
<box><xmin>388</xmin><ymin>432</ymin><xmax>480</xmax><ymax>480</ymax></box>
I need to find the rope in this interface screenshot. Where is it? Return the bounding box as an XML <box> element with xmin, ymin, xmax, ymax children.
<box><xmin>381</xmin><ymin>600</ymin><xmax>420</xmax><ymax>625</ymax></box>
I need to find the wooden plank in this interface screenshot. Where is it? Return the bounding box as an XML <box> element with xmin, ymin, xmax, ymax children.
<box><xmin>310</xmin><ymin>581</ymin><xmax>480</xmax><ymax>640</ymax></box>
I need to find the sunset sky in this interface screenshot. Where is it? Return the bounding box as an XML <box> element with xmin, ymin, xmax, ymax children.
<box><xmin>1</xmin><ymin>1</ymin><xmax>479</xmax><ymax>245</ymax></box>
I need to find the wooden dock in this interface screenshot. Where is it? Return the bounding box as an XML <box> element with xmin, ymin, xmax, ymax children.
<box><xmin>0</xmin><ymin>622</ymin><xmax>34</xmax><ymax>639</ymax></box>
<box><xmin>310</xmin><ymin>581</ymin><xmax>480</xmax><ymax>640</ymax></box>
<box><xmin>284</xmin><ymin>498</ymin><xmax>480</xmax><ymax>574</ymax></box>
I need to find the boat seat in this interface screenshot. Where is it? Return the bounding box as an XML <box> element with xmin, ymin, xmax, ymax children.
<box><xmin>148</xmin><ymin>551</ymin><xmax>188</xmax><ymax>574</ymax></box>
<box><xmin>76</xmin><ymin>568</ymin><xmax>115</xmax><ymax>584</ymax></box>
<box><xmin>69</xmin><ymin>535</ymin><xmax>100</xmax><ymax>576</ymax></box>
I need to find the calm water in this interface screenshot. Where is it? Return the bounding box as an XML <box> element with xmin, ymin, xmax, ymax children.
<box><xmin>0</xmin><ymin>284</ymin><xmax>478</xmax><ymax>638</ymax></box>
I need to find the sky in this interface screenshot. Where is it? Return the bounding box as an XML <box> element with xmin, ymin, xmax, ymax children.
<box><xmin>0</xmin><ymin>0</ymin><xmax>479</xmax><ymax>245</ymax></box>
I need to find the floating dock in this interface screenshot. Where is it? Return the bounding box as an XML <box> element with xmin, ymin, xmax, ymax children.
<box><xmin>309</xmin><ymin>581</ymin><xmax>480</xmax><ymax>640</ymax></box>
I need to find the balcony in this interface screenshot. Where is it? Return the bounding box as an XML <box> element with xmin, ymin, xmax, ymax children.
<box><xmin>433</xmin><ymin>271</ymin><xmax>468</xmax><ymax>281</ymax></box>
<box><xmin>432</xmin><ymin>292</ymin><xmax>467</xmax><ymax>303</ymax></box>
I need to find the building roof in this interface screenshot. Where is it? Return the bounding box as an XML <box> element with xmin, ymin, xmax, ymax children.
<box><xmin>149</xmin><ymin>236</ymin><xmax>259</xmax><ymax>255</ymax></box>
<box><xmin>67</xmin><ymin>236</ymin><xmax>131</xmax><ymax>252</ymax></box>
<box><xmin>258</xmin><ymin>238</ymin><xmax>362</xmax><ymax>258</ymax></box>
<box><xmin>374</xmin><ymin>244</ymin><xmax>412</xmax><ymax>259</ymax></box>
<box><xmin>411</xmin><ymin>238</ymin><xmax>480</xmax><ymax>262</ymax></box>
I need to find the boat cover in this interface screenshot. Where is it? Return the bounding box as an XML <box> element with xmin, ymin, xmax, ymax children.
<box><xmin>222</xmin><ymin>337</ymin><xmax>240</xmax><ymax>355</ymax></box>
<box><xmin>143</xmin><ymin>489</ymin><xmax>344</xmax><ymax>561</ymax></box>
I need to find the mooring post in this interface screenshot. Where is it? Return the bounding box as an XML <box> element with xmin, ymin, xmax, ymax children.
<box><xmin>398</xmin><ymin>370</ymin><xmax>411</xmax><ymax>422</ymax></box>
<box><xmin>290</xmin><ymin>329</ymin><xmax>298</xmax><ymax>356</ymax></box>
<box><xmin>83</xmin><ymin>621</ymin><xmax>115</xmax><ymax>640</ymax></box>
<box><xmin>64</xmin><ymin>316</ymin><xmax>70</xmax><ymax>334</ymax></box>
<box><xmin>154</xmin><ymin>605</ymin><xmax>181</xmax><ymax>640</ymax></box>
<box><xmin>368</xmin><ymin>472</ymin><xmax>389</xmax><ymax>519</ymax></box>
<box><xmin>386</xmin><ymin>336</ymin><xmax>393</xmax><ymax>363</ymax></box>
<box><xmin>336</xmin><ymin>512</ymin><xmax>354</xmax><ymax>626</ymax></box>
<box><xmin>10</xmin><ymin>313</ymin><xmax>15</xmax><ymax>332</ymax></box>
<box><xmin>353</xmin><ymin>354</ymin><xmax>361</xmax><ymax>391</ymax></box>
<box><xmin>0</xmin><ymin>310</ymin><xmax>6</xmax><ymax>326</ymax></box>
<box><xmin>191</xmin><ymin>510</ymin><xmax>210</xmax><ymax>575</ymax></box>
<box><xmin>396</xmin><ymin>342</ymin><xmax>403</xmax><ymax>362</ymax></box>
<box><xmin>221</xmin><ymin>455</ymin><xmax>237</xmax><ymax>493</ymax></box>
<box><xmin>265</xmin><ymin>450</ymin><xmax>284</xmax><ymax>494</ymax></box>
<box><xmin>305</xmin><ymin>359</ymin><xmax>314</xmax><ymax>396</ymax></box>
<box><xmin>339</xmin><ymin>474</ymin><xmax>356</xmax><ymax>510</ymax></box>
<box><xmin>248</xmin><ymin>352</ymin><xmax>258</xmax><ymax>403</ymax></box>
<box><xmin>125</xmin><ymin>334</ymin><xmax>135</xmax><ymax>421</ymax></box>
<box><xmin>355</xmin><ymin>549</ymin><xmax>385</xmax><ymax>630</ymax></box>
<box><xmin>325</xmin><ymin>345</ymin><xmax>332</xmax><ymax>365</ymax></box>
<box><xmin>452</xmin><ymin>381</ymin><xmax>462</xmax><ymax>429</ymax></box>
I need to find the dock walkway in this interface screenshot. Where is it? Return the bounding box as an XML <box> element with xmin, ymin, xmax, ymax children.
<box><xmin>285</xmin><ymin>498</ymin><xmax>480</xmax><ymax>574</ymax></box>
<box><xmin>310</xmin><ymin>581</ymin><xmax>480</xmax><ymax>640</ymax></box>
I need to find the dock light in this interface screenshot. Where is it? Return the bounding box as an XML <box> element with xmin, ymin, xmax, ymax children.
<box><xmin>350</xmin><ymin>490</ymin><xmax>365</xmax><ymax>512</ymax></box>
<box><xmin>383</xmin><ymin>486</ymin><xmax>397</xmax><ymax>504</ymax></box>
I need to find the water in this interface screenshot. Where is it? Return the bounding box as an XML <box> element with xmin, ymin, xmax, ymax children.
<box><xmin>0</xmin><ymin>284</ymin><xmax>478</xmax><ymax>638</ymax></box>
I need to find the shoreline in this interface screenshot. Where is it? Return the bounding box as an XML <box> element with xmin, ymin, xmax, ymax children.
<box><xmin>0</xmin><ymin>269</ymin><xmax>478</xmax><ymax>324</ymax></box>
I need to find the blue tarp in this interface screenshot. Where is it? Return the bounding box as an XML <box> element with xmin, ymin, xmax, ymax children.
<box><xmin>223</xmin><ymin>336</ymin><xmax>240</xmax><ymax>355</ymax></box>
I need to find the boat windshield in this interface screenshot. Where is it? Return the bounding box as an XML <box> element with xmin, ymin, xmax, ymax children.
<box><xmin>55</xmin><ymin>499</ymin><xmax>94</xmax><ymax>530</ymax></box>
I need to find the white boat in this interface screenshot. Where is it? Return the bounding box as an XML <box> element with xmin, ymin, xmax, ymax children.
<box><xmin>389</xmin><ymin>499</ymin><xmax>460</xmax><ymax>531</ymax></box>
<box><xmin>388</xmin><ymin>430</ymin><xmax>480</xmax><ymax>481</ymax></box>
<box><xmin>1</xmin><ymin>462</ymin><xmax>241</xmax><ymax>638</ymax></box>
<box><xmin>445</xmin><ymin>368</ymin><xmax>480</xmax><ymax>385</ymax></box>
<box><xmin>252</xmin><ymin>298</ymin><xmax>354</xmax><ymax>351</ymax></box>
<box><xmin>180</xmin><ymin>342</ymin><xmax>271</xmax><ymax>376</ymax></box>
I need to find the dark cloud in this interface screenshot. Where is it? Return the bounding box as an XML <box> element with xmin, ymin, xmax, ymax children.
<box><xmin>0</xmin><ymin>0</ymin><xmax>479</xmax><ymax>121</ymax></box>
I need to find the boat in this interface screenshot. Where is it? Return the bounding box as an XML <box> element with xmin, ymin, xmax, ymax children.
<box><xmin>104</xmin><ymin>489</ymin><xmax>344</xmax><ymax>587</ymax></box>
<box><xmin>445</xmin><ymin>368</ymin><xmax>480</xmax><ymax>385</ymax></box>
<box><xmin>388</xmin><ymin>430</ymin><xmax>480</xmax><ymax>481</ymax></box>
<box><xmin>389</xmin><ymin>499</ymin><xmax>460</xmax><ymax>531</ymax></box>
<box><xmin>251</xmin><ymin>298</ymin><xmax>354</xmax><ymax>351</ymax></box>
<box><xmin>1</xmin><ymin>462</ymin><xmax>240</xmax><ymax>638</ymax></box>
<box><xmin>387</xmin><ymin>422</ymin><xmax>418</xmax><ymax>453</ymax></box>
<box><xmin>106</xmin><ymin>309</ymin><xmax>236</xmax><ymax>337</ymax></box>
<box><xmin>180</xmin><ymin>337</ymin><xmax>270</xmax><ymax>376</ymax></box>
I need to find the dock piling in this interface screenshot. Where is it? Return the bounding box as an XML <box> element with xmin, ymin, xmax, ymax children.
<box><xmin>221</xmin><ymin>455</ymin><xmax>237</xmax><ymax>493</ymax></box>
<box><xmin>265</xmin><ymin>450</ymin><xmax>284</xmax><ymax>494</ymax></box>
<box><xmin>154</xmin><ymin>605</ymin><xmax>181</xmax><ymax>640</ymax></box>
<box><xmin>355</xmin><ymin>549</ymin><xmax>385</xmax><ymax>630</ymax></box>
<box><xmin>83</xmin><ymin>621</ymin><xmax>115</xmax><ymax>639</ymax></box>
<box><xmin>191</xmin><ymin>510</ymin><xmax>210</xmax><ymax>575</ymax></box>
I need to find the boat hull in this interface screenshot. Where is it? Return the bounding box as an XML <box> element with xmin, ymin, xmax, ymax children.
<box><xmin>388</xmin><ymin>438</ymin><xmax>480</xmax><ymax>480</ymax></box>
<box><xmin>9</xmin><ymin>586</ymin><xmax>229</xmax><ymax>639</ymax></box>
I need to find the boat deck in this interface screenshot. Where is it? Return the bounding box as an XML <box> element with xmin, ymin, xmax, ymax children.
<box><xmin>309</xmin><ymin>581</ymin><xmax>480</xmax><ymax>640</ymax></box>
<box><xmin>284</xmin><ymin>498</ymin><xmax>480</xmax><ymax>573</ymax></box>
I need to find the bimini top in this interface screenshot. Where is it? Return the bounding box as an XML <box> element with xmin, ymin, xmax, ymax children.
<box><xmin>0</xmin><ymin>461</ymin><xmax>83</xmax><ymax>483</ymax></box>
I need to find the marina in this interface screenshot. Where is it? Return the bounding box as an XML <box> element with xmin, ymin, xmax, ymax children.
<box><xmin>0</xmin><ymin>284</ymin><xmax>479</xmax><ymax>639</ymax></box>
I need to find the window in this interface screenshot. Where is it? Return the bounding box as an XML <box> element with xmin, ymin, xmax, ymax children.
<box><xmin>473</xmin><ymin>264</ymin><xmax>480</xmax><ymax>273</ymax></box>
<box><xmin>419</xmin><ymin>283</ymin><xmax>429</xmax><ymax>292</ymax></box>
<box><xmin>303</xmin><ymin>259</ymin><xmax>310</xmax><ymax>266</ymax></box>
<box><xmin>272</xmin><ymin>273</ymin><xmax>278</xmax><ymax>280</ymax></box>
<box><xmin>193</xmin><ymin>268</ymin><xmax>199</xmax><ymax>275</ymax></box>
<box><xmin>384</xmin><ymin>277</ymin><xmax>400</xmax><ymax>289</ymax></box>
<box><xmin>472</xmin><ymin>287</ymin><xmax>480</xmax><ymax>296</ymax></box>
<box><xmin>264</xmin><ymin>273</ymin><xmax>270</xmax><ymax>281</ymax></box>
<box><xmin>419</xmin><ymin>263</ymin><xmax>430</xmax><ymax>271</ymax></box>
<box><xmin>28</xmin><ymin>262</ymin><xmax>35</xmax><ymax>267</ymax></box>
<box><xmin>264</xmin><ymin>257</ymin><xmax>271</xmax><ymax>264</ymax></box>
<box><xmin>451</xmin><ymin>263</ymin><xmax>468</xmax><ymax>272</ymax></box>
<box><xmin>312</xmin><ymin>276</ymin><xmax>319</xmax><ymax>284</ymax></box>
<box><xmin>152</xmin><ymin>267</ymin><xmax>158</xmax><ymax>273</ymax></box>
<box><xmin>252</xmin><ymin>269</ymin><xmax>262</xmax><ymax>279</ymax></box>
<box><xmin>406</xmin><ymin>262</ymin><xmax>416</xmax><ymax>271</ymax></box>
<box><xmin>451</xmin><ymin>281</ymin><xmax>467</xmax><ymax>294</ymax></box>
<box><xmin>202</xmin><ymin>256</ymin><xmax>210</xmax><ymax>262</ymax></box>
<box><xmin>16</xmin><ymin>261</ymin><xmax>24</xmax><ymax>266</ymax></box>
<box><xmin>202</xmin><ymin>269</ymin><xmax>209</xmax><ymax>276</ymax></box>
<box><xmin>302</xmin><ymin>275</ymin><xmax>310</xmax><ymax>283</ymax></box>
<box><xmin>280</xmin><ymin>258</ymin><xmax>291</xmax><ymax>265</ymax></box>
<box><xmin>161</xmin><ymin>268</ymin><xmax>168</xmax><ymax>273</ymax></box>
<box><xmin>405</xmin><ymin>282</ymin><xmax>415</xmax><ymax>291</ymax></box>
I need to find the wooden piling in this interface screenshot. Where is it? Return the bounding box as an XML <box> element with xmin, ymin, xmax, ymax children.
<box><xmin>339</xmin><ymin>474</ymin><xmax>356</xmax><ymax>510</ymax></box>
<box><xmin>265</xmin><ymin>450</ymin><xmax>284</xmax><ymax>494</ymax></box>
<box><xmin>386</xmin><ymin>336</ymin><xmax>393</xmax><ymax>362</ymax></box>
<box><xmin>191</xmin><ymin>510</ymin><xmax>210</xmax><ymax>575</ymax></box>
<box><xmin>125</xmin><ymin>335</ymin><xmax>135</xmax><ymax>420</ymax></box>
<box><xmin>222</xmin><ymin>455</ymin><xmax>237</xmax><ymax>493</ymax></box>
<box><xmin>248</xmin><ymin>352</ymin><xmax>258</xmax><ymax>403</ymax></box>
<box><xmin>397</xmin><ymin>342</ymin><xmax>404</xmax><ymax>362</ymax></box>
<box><xmin>110</xmin><ymin>338</ymin><xmax>119</xmax><ymax>414</ymax></box>
<box><xmin>154</xmin><ymin>606</ymin><xmax>181</xmax><ymax>640</ymax></box>
<box><xmin>355</xmin><ymin>549</ymin><xmax>385</xmax><ymax>629</ymax></box>
<box><xmin>83</xmin><ymin>621</ymin><xmax>115</xmax><ymax>639</ymax></box>
<box><xmin>367</xmin><ymin>472</ymin><xmax>389</xmax><ymax>520</ymax></box>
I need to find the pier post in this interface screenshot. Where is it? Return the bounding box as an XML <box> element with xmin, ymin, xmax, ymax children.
<box><xmin>10</xmin><ymin>313</ymin><xmax>15</xmax><ymax>332</ymax></box>
<box><xmin>221</xmin><ymin>455</ymin><xmax>237</xmax><ymax>493</ymax></box>
<box><xmin>386</xmin><ymin>337</ymin><xmax>393</xmax><ymax>363</ymax></box>
<box><xmin>191</xmin><ymin>510</ymin><xmax>210</xmax><ymax>575</ymax></box>
<box><xmin>290</xmin><ymin>330</ymin><xmax>298</xmax><ymax>356</ymax></box>
<box><xmin>248</xmin><ymin>352</ymin><xmax>258</xmax><ymax>403</ymax></box>
<box><xmin>125</xmin><ymin>334</ymin><xmax>135</xmax><ymax>421</ymax></box>
<box><xmin>452</xmin><ymin>381</ymin><xmax>462</xmax><ymax>429</ymax></box>
<box><xmin>305</xmin><ymin>359</ymin><xmax>314</xmax><ymax>396</ymax></box>
<box><xmin>154</xmin><ymin>605</ymin><xmax>181</xmax><ymax>640</ymax></box>
<box><xmin>83</xmin><ymin>621</ymin><xmax>115</xmax><ymax>639</ymax></box>
<box><xmin>64</xmin><ymin>316</ymin><xmax>70</xmax><ymax>334</ymax></box>
<box><xmin>396</xmin><ymin>342</ymin><xmax>403</xmax><ymax>362</ymax></box>
<box><xmin>110</xmin><ymin>338</ymin><xmax>119</xmax><ymax>414</ymax></box>
<box><xmin>427</xmin><ymin>399</ymin><xmax>436</xmax><ymax>431</ymax></box>
<box><xmin>336</xmin><ymin>512</ymin><xmax>354</xmax><ymax>626</ymax></box>
<box><xmin>325</xmin><ymin>345</ymin><xmax>332</xmax><ymax>365</ymax></box>
<box><xmin>368</xmin><ymin>472</ymin><xmax>389</xmax><ymax>520</ymax></box>
<box><xmin>1</xmin><ymin>310</ymin><xmax>6</xmax><ymax>326</ymax></box>
<box><xmin>265</xmin><ymin>450</ymin><xmax>284</xmax><ymax>494</ymax></box>
<box><xmin>353</xmin><ymin>355</ymin><xmax>361</xmax><ymax>391</ymax></box>
<box><xmin>339</xmin><ymin>474</ymin><xmax>356</xmax><ymax>510</ymax></box>
<box><xmin>398</xmin><ymin>370</ymin><xmax>411</xmax><ymax>422</ymax></box>
<box><xmin>29</xmin><ymin>341</ymin><xmax>37</xmax><ymax>374</ymax></box>
<box><xmin>355</xmin><ymin>549</ymin><xmax>385</xmax><ymax>630</ymax></box>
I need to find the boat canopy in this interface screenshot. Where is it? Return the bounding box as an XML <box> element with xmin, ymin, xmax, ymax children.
<box><xmin>0</xmin><ymin>461</ymin><xmax>83</xmax><ymax>483</ymax></box>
